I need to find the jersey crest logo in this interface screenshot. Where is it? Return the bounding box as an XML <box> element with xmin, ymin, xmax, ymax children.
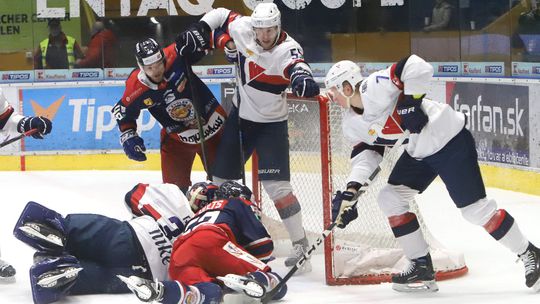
<box><xmin>143</xmin><ymin>98</ymin><xmax>154</xmax><ymax>106</ymax></box>
<box><xmin>166</xmin><ymin>98</ymin><xmax>195</xmax><ymax>122</ymax></box>
<box><xmin>248</xmin><ymin>61</ymin><xmax>266</xmax><ymax>80</ymax></box>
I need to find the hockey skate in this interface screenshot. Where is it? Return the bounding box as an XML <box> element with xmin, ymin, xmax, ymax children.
<box><xmin>30</xmin><ymin>254</ymin><xmax>82</xmax><ymax>304</ymax></box>
<box><xmin>0</xmin><ymin>259</ymin><xmax>16</xmax><ymax>283</ymax></box>
<box><xmin>284</xmin><ymin>238</ymin><xmax>312</xmax><ymax>274</ymax></box>
<box><xmin>218</xmin><ymin>274</ymin><xmax>266</xmax><ymax>299</ymax></box>
<box><xmin>392</xmin><ymin>253</ymin><xmax>439</xmax><ymax>292</ymax></box>
<box><xmin>518</xmin><ymin>242</ymin><xmax>540</xmax><ymax>292</ymax></box>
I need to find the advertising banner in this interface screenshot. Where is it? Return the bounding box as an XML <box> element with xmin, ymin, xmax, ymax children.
<box><xmin>462</xmin><ymin>62</ymin><xmax>505</xmax><ymax>77</ymax></box>
<box><xmin>447</xmin><ymin>82</ymin><xmax>529</xmax><ymax>167</ymax></box>
<box><xmin>20</xmin><ymin>86</ymin><xmax>159</xmax><ymax>151</ymax></box>
<box><xmin>19</xmin><ymin>83</ymin><xmax>223</xmax><ymax>152</ymax></box>
<box><xmin>0</xmin><ymin>70</ymin><xmax>34</xmax><ymax>83</ymax></box>
<box><xmin>511</xmin><ymin>62</ymin><xmax>540</xmax><ymax>78</ymax></box>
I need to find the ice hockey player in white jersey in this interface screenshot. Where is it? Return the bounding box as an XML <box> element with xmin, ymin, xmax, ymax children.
<box><xmin>325</xmin><ymin>55</ymin><xmax>540</xmax><ymax>292</ymax></box>
<box><xmin>176</xmin><ymin>2</ymin><xmax>320</xmax><ymax>273</ymax></box>
<box><xmin>0</xmin><ymin>88</ymin><xmax>52</xmax><ymax>283</ymax></box>
<box><xmin>0</xmin><ymin>88</ymin><xmax>52</xmax><ymax>140</ymax></box>
<box><xmin>12</xmin><ymin>183</ymin><xmax>193</xmax><ymax>303</ymax></box>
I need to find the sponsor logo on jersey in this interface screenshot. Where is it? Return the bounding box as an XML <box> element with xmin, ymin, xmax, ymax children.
<box><xmin>485</xmin><ymin>65</ymin><xmax>503</xmax><ymax>73</ymax></box>
<box><xmin>207</xmin><ymin>67</ymin><xmax>233</xmax><ymax>75</ymax></box>
<box><xmin>166</xmin><ymin>98</ymin><xmax>194</xmax><ymax>122</ymax></box>
<box><xmin>71</xmin><ymin>71</ymin><xmax>100</xmax><ymax>78</ymax></box>
<box><xmin>178</xmin><ymin>112</ymin><xmax>224</xmax><ymax>144</ymax></box>
<box><xmin>143</xmin><ymin>98</ymin><xmax>154</xmax><ymax>106</ymax></box>
<box><xmin>438</xmin><ymin>65</ymin><xmax>458</xmax><ymax>73</ymax></box>
<box><xmin>2</xmin><ymin>73</ymin><xmax>31</xmax><ymax>80</ymax></box>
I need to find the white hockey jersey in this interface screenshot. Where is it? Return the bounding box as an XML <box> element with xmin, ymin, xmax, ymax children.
<box><xmin>125</xmin><ymin>183</ymin><xmax>194</xmax><ymax>280</ymax></box>
<box><xmin>0</xmin><ymin>88</ymin><xmax>24</xmax><ymax>133</ymax></box>
<box><xmin>202</xmin><ymin>8</ymin><xmax>308</xmax><ymax>122</ymax></box>
<box><xmin>345</xmin><ymin>55</ymin><xmax>466</xmax><ymax>185</ymax></box>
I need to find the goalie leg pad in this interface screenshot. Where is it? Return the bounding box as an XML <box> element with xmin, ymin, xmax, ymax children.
<box><xmin>13</xmin><ymin>201</ymin><xmax>66</xmax><ymax>254</ymax></box>
<box><xmin>30</xmin><ymin>254</ymin><xmax>82</xmax><ymax>304</ymax></box>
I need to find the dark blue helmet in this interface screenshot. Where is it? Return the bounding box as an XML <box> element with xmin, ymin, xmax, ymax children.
<box><xmin>217</xmin><ymin>181</ymin><xmax>253</xmax><ymax>200</ymax></box>
<box><xmin>135</xmin><ymin>38</ymin><xmax>164</xmax><ymax>66</ymax></box>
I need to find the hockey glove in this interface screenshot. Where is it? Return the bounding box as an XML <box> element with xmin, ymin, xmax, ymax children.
<box><xmin>17</xmin><ymin>116</ymin><xmax>52</xmax><ymax>139</ymax></box>
<box><xmin>224</xmin><ymin>45</ymin><xmax>239</xmax><ymax>63</ymax></box>
<box><xmin>120</xmin><ymin>129</ymin><xmax>147</xmax><ymax>161</ymax></box>
<box><xmin>397</xmin><ymin>95</ymin><xmax>428</xmax><ymax>134</ymax></box>
<box><xmin>176</xmin><ymin>21</ymin><xmax>210</xmax><ymax>56</ymax></box>
<box><xmin>291</xmin><ymin>69</ymin><xmax>320</xmax><ymax>98</ymax></box>
<box><xmin>331</xmin><ymin>191</ymin><xmax>358</xmax><ymax>229</ymax></box>
<box><xmin>117</xmin><ymin>275</ymin><xmax>164</xmax><ymax>302</ymax></box>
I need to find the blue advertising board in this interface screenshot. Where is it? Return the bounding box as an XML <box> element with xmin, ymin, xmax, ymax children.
<box><xmin>20</xmin><ymin>84</ymin><xmax>222</xmax><ymax>152</ymax></box>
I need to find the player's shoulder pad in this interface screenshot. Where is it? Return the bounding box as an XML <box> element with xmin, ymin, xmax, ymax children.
<box><xmin>163</xmin><ymin>43</ymin><xmax>178</xmax><ymax>69</ymax></box>
<box><xmin>121</xmin><ymin>70</ymin><xmax>149</xmax><ymax>106</ymax></box>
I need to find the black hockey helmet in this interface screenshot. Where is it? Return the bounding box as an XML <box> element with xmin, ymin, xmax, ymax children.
<box><xmin>135</xmin><ymin>38</ymin><xmax>164</xmax><ymax>66</ymax></box>
<box><xmin>216</xmin><ymin>181</ymin><xmax>253</xmax><ymax>200</ymax></box>
<box><xmin>187</xmin><ymin>181</ymin><xmax>219</xmax><ymax>212</ymax></box>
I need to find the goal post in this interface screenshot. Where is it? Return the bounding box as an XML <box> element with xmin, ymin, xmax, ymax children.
<box><xmin>252</xmin><ymin>93</ymin><xmax>468</xmax><ymax>285</ymax></box>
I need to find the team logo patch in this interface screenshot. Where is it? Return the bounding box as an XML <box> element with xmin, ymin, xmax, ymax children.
<box><xmin>166</xmin><ymin>98</ymin><xmax>195</xmax><ymax>122</ymax></box>
<box><xmin>143</xmin><ymin>98</ymin><xmax>154</xmax><ymax>106</ymax></box>
<box><xmin>368</xmin><ymin>129</ymin><xmax>377</xmax><ymax>136</ymax></box>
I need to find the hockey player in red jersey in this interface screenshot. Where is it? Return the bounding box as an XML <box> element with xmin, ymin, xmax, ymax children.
<box><xmin>325</xmin><ymin>56</ymin><xmax>540</xmax><ymax>292</ymax></box>
<box><xmin>13</xmin><ymin>183</ymin><xmax>194</xmax><ymax>304</ymax></box>
<box><xmin>112</xmin><ymin>35</ymin><xmax>227</xmax><ymax>193</ymax></box>
<box><xmin>180</xmin><ymin>1</ymin><xmax>320</xmax><ymax>273</ymax></box>
<box><xmin>120</xmin><ymin>181</ymin><xmax>287</xmax><ymax>303</ymax></box>
<box><xmin>1</xmin><ymin>88</ymin><xmax>52</xmax><ymax>283</ymax></box>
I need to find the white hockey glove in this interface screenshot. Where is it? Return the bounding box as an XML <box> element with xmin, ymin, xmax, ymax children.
<box><xmin>117</xmin><ymin>275</ymin><xmax>164</xmax><ymax>302</ymax></box>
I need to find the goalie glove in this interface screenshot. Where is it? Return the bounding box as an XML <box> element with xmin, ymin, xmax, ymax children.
<box><xmin>331</xmin><ymin>190</ymin><xmax>358</xmax><ymax>229</ymax></box>
<box><xmin>117</xmin><ymin>275</ymin><xmax>164</xmax><ymax>302</ymax></box>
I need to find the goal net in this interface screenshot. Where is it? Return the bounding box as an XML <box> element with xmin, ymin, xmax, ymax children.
<box><xmin>252</xmin><ymin>94</ymin><xmax>468</xmax><ymax>285</ymax></box>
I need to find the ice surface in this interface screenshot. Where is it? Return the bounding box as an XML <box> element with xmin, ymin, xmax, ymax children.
<box><xmin>0</xmin><ymin>171</ymin><xmax>539</xmax><ymax>303</ymax></box>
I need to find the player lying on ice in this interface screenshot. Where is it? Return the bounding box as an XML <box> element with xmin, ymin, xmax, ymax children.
<box><xmin>325</xmin><ymin>55</ymin><xmax>540</xmax><ymax>292</ymax></box>
<box><xmin>120</xmin><ymin>180</ymin><xmax>287</xmax><ymax>304</ymax></box>
<box><xmin>1</xmin><ymin>87</ymin><xmax>52</xmax><ymax>282</ymax></box>
<box><xmin>13</xmin><ymin>182</ymin><xmax>194</xmax><ymax>304</ymax></box>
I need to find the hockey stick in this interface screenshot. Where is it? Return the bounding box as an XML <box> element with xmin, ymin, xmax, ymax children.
<box><xmin>233</xmin><ymin>59</ymin><xmax>247</xmax><ymax>185</ymax></box>
<box><xmin>261</xmin><ymin>130</ymin><xmax>410</xmax><ymax>303</ymax></box>
<box><xmin>183</xmin><ymin>56</ymin><xmax>212</xmax><ymax>181</ymax></box>
<box><xmin>0</xmin><ymin>128</ymin><xmax>38</xmax><ymax>148</ymax></box>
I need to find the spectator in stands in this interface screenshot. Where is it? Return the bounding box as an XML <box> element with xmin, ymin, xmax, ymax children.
<box><xmin>423</xmin><ymin>0</ymin><xmax>453</xmax><ymax>32</ymax></box>
<box><xmin>512</xmin><ymin>8</ymin><xmax>540</xmax><ymax>61</ymax></box>
<box><xmin>75</xmin><ymin>18</ymin><xmax>118</xmax><ymax>68</ymax></box>
<box><xmin>34</xmin><ymin>19</ymin><xmax>84</xmax><ymax>69</ymax></box>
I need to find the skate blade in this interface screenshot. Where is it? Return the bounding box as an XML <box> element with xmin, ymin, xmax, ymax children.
<box><xmin>217</xmin><ymin>275</ymin><xmax>265</xmax><ymax>298</ymax></box>
<box><xmin>392</xmin><ymin>280</ymin><xmax>439</xmax><ymax>293</ymax></box>
<box><xmin>19</xmin><ymin>224</ymin><xmax>64</xmax><ymax>247</ymax></box>
<box><xmin>286</xmin><ymin>260</ymin><xmax>312</xmax><ymax>276</ymax></box>
<box><xmin>37</xmin><ymin>267</ymin><xmax>83</xmax><ymax>288</ymax></box>
<box><xmin>532</xmin><ymin>278</ymin><xmax>540</xmax><ymax>293</ymax></box>
<box><xmin>0</xmin><ymin>276</ymin><xmax>16</xmax><ymax>284</ymax></box>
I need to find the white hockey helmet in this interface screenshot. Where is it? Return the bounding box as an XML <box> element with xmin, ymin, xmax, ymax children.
<box><xmin>324</xmin><ymin>60</ymin><xmax>363</xmax><ymax>108</ymax></box>
<box><xmin>251</xmin><ymin>2</ymin><xmax>281</xmax><ymax>31</ymax></box>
